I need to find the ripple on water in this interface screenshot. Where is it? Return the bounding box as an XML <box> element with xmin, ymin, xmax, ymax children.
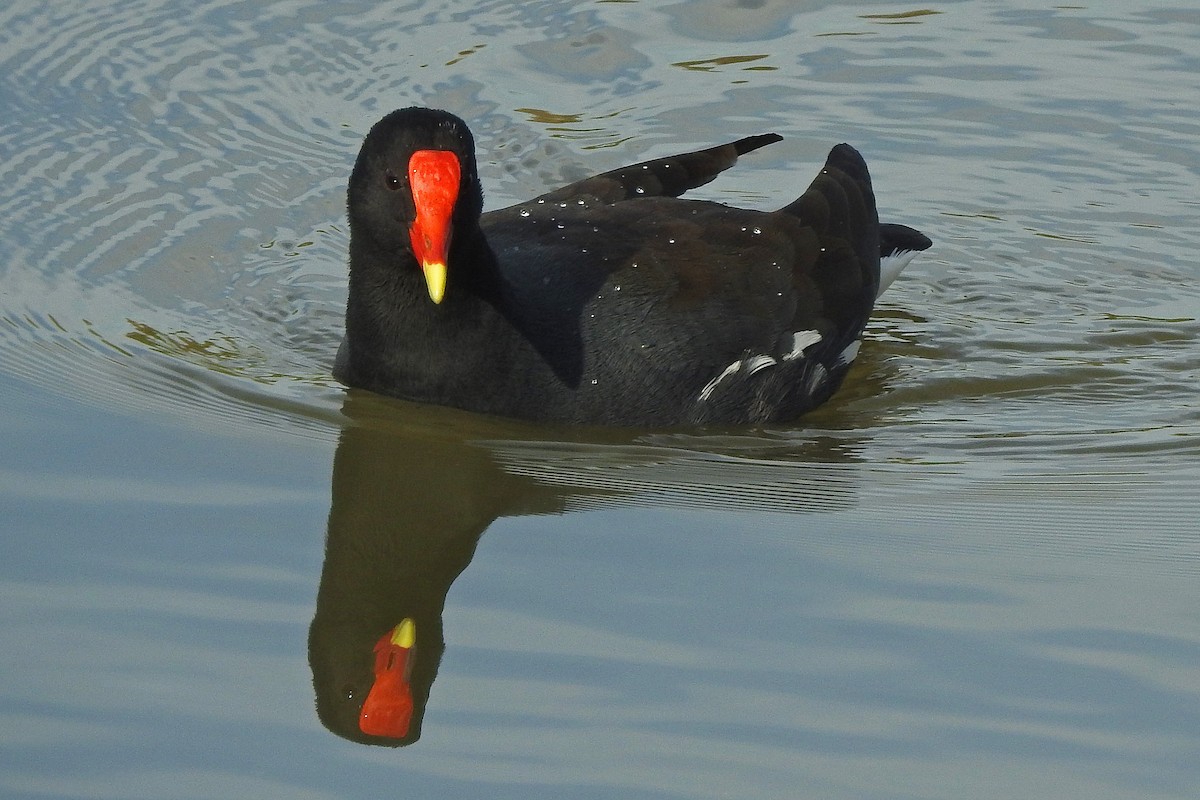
<box><xmin>0</xmin><ymin>4</ymin><xmax>367</xmax><ymax>439</ymax></box>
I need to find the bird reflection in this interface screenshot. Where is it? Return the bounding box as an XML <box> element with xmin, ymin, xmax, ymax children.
<box><xmin>309</xmin><ymin>391</ymin><xmax>867</xmax><ymax>746</ymax></box>
<box><xmin>308</xmin><ymin>393</ymin><xmax>568</xmax><ymax>745</ymax></box>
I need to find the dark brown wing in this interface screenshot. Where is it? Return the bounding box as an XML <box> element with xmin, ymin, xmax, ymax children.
<box><xmin>532</xmin><ymin>134</ymin><xmax>782</xmax><ymax>205</ymax></box>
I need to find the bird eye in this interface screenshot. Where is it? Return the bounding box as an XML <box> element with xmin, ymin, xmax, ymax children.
<box><xmin>384</xmin><ymin>173</ymin><xmax>401</xmax><ymax>191</ymax></box>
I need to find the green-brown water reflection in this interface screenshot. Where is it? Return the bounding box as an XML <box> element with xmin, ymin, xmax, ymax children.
<box><xmin>310</xmin><ymin>392</ymin><xmax>865</xmax><ymax>746</ymax></box>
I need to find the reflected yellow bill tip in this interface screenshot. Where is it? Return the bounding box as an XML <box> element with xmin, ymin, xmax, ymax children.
<box><xmin>391</xmin><ymin>618</ymin><xmax>416</xmax><ymax>648</ymax></box>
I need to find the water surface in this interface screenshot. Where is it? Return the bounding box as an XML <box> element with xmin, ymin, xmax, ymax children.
<box><xmin>1</xmin><ymin>2</ymin><xmax>1198</xmax><ymax>798</ymax></box>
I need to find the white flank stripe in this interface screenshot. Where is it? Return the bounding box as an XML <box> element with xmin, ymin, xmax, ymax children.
<box><xmin>784</xmin><ymin>330</ymin><xmax>822</xmax><ymax>360</ymax></box>
<box><xmin>698</xmin><ymin>360</ymin><xmax>742</xmax><ymax>401</ymax></box>
<box><xmin>804</xmin><ymin>362</ymin><xmax>828</xmax><ymax>395</ymax></box>
<box><xmin>745</xmin><ymin>354</ymin><xmax>777</xmax><ymax>375</ymax></box>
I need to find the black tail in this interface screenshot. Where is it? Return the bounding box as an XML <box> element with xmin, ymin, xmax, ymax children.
<box><xmin>782</xmin><ymin>143</ymin><xmax>880</xmax><ymax>292</ymax></box>
<box><xmin>880</xmin><ymin>223</ymin><xmax>932</xmax><ymax>257</ymax></box>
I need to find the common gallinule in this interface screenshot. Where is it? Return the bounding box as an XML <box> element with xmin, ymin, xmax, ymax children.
<box><xmin>335</xmin><ymin>107</ymin><xmax>931</xmax><ymax>426</ymax></box>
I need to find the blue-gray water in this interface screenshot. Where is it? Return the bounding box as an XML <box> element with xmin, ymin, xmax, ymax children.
<box><xmin>1</xmin><ymin>2</ymin><xmax>1198</xmax><ymax>798</ymax></box>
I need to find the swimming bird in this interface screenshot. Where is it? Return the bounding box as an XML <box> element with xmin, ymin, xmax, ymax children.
<box><xmin>335</xmin><ymin>107</ymin><xmax>931</xmax><ymax>426</ymax></box>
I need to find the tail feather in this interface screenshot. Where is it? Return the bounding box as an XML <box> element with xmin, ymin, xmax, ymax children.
<box><xmin>877</xmin><ymin>223</ymin><xmax>933</xmax><ymax>297</ymax></box>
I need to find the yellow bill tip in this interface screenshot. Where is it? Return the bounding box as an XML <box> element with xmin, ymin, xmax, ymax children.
<box><xmin>423</xmin><ymin>261</ymin><xmax>447</xmax><ymax>304</ymax></box>
<box><xmin>391</xmin><ymin>618</ymin><xmax>416</xmax><ymax>648</ymax></box>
